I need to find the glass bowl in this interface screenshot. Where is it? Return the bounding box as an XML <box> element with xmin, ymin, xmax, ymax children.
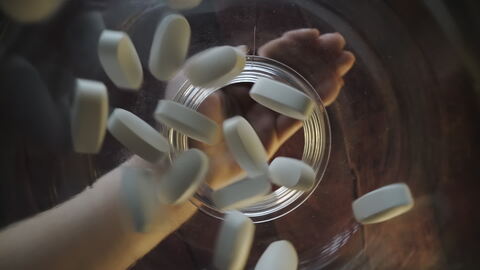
<box><xmin>160</xmin><ymin>55</ymin><xmax>331</xmax><ymax>223</ymax></box>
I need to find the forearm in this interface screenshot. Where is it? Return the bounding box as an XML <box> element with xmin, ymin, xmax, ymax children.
<box><xmin>0</xmin><ymin>156</ymin><xmax>197</xmax><ymax>270</ymax></box>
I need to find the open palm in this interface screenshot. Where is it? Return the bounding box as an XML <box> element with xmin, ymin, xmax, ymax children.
<box><xmin>179</xmin><ymin>29</ymin><xmax>355</xmax><ymax>189</ymax></box>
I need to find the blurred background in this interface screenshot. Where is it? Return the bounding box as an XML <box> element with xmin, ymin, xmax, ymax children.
<box><xmin>0</xmin><ymin>0</ymin><xmax>479</xmax><ymax>269</ymax></box>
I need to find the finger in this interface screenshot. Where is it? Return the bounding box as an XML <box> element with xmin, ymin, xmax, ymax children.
<box><xmin>246</xmin><ymin>103</ymin><xmax>278</xmax><ymax>153</ymax></box>
<box><xmin>283</xmin><ymin>28</ymin><xmax>320</xmax><ymax>41</ymax></box>
<box><xmin>191</xmin><ymin>92</ymin><xmax>225</xmax><ymax>152</ymax></box>
<box><xmin>317</xmin><ymin>76</ymin><xmax>344</xmax><ymax>106</ymax></box>
<box><xmin>318</xmin><ymin>33</ymin><xmax>346</xmax><ymax>54</ymax></box>
<box><xmin>335</xmin><ymin>51</ymin><xmax>355</xmax><ymax>77</ymax></box>
<box><xmin>222</xmin><ymin>83</ymin><xmax>255</xmax><ymax>116</ymax></box>
<box><xmin>196</xmin><ymin>92</ymin><xmax>225</xmax><ymax>125</ymax></box>
<box><xmin>235</xmin><ymin>45</ymin><xmax>248</xmax><ymax>54</ymax></box>
<box><xmin>165</xmin><ymin>71</ymin><xmax>188</xmax><ymax>100</ymax></box>
<box><xmin>275</xmin><ymin>116</ymin><xmax>303</xmax><ymax>147</ymax></box>
<box><xmin>258</xmin><ymin>38</ymin><xmax>290</xmax><ymax>58</ymax></box>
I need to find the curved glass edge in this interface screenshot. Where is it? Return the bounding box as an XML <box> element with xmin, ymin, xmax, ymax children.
<box><xmin>160</xmin><ymin>55</ymin><xmax>331</xmax><ymax>223</ymax></box>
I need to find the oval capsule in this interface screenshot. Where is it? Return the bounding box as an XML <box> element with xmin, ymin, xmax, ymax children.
<box><xmin>223</xmin><ymin>116</ymin><xmax>268</xmax><ymax>176</ymax></box>
<box><xmin>107</xmin><ymin>108</ymin><xmax>170</xmax><ymax>163</ymax></box>
<box><xmin>154</xmin><ymin>100</ymin><xmax>219</xmax><ymax>144</ymax></box>
<box><xmin>71</xmin><ymin>79</ymin><xmax>108</xmax><ymax>154</ymax></box>
<box><xmin>0</xmin><ymin>0</ymin><xmax>65</xmax><ymax>23</ymax></box>
<box><xmin>352</xmin><ymin>183</ymin><xmax>414</xmax><ymax>224</ymax></box>
<box><xmin>149</xmin><ymin>14</ymin><xmax>190</xmax><ymax>81</ymax></box>
<box><xmin>184</xmin><ymin>46</ymin><xmax>245</xmax><ymax>88</ymax></box>
<box><xmin>98</xmin><ymin>30</ymin><xmax>143</xmax><ymax>90</ymax></box>
<box><xmin>167</xmin><ymin>0</ymin><xmax>202</xmax><ymax>10</ymax></box>
<box><xmin>255</xmin><ymin>240</ymin><xmax>298</xmax><ymax>270</ymax></box>
<box><xmin>121</xmin><ymin>167</ymin><xmax>164</xmax><ymax>233</ymax></box>
<box><xmin>269</xmin><ymin>157</ymin><xmax>315</xmax><ymax>191</ymax></box>
<box><xmin>158</xmin><ymin>149</ymin><xmax>209</xmax><ymax>205</ymax></box>
<box><xmin>214</xmin><ymin>211</ymin><xmax>255</xmax><ymax>270</ymax></box>
<box><xmin>212</xmin><ymin>174</ymin><xmax>271</xmax><ymax>210</ymax></box>
<box><xmin>250</xmin><ymin>78</ymin><xmax>314</xmax><ymax>120</ymax></box>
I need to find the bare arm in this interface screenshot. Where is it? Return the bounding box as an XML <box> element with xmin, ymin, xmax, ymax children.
<box><xmin>0</xmin><ymin>156</ymin><xmax>197</xmax><ymax>270</ymax></box>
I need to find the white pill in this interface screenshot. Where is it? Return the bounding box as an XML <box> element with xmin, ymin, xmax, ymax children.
<box><xmin>212</xmin><ymin>174</ymin><xmax>271</xmax><ymax>210</ymax></box>
<box><xmin>184</xmin><ymin>46</ymin><xmax>245</xmax><ymax>88</ymax></box>
<box><xmin>158</xmin><ymin>149</ymin><xmax>209</xmax><ymax>205</ymax></box>
<box><xmin>167</xmin><ymin>0</ymin><xmax>202</xmax><ymax>10</ymax></box>
<box><xmin>250</xmin><ymin>78</ymin><xmax>314</xmax><ymax>120</ymax></box>
<box><xmin>269</xmin><ymin>157</ymin><xmax>315</xmax><ymax>191</ymax></box>
<box><xmin>255</xmin><ymin>240</ymin><xmax>298</xmax><ymax>270</ymax></box>
<box><xmin>154</xmin><ymin>100</ymin><xmax>219</xmax><ymax>144</ymax></box>
<box><xmin>107</xmin><ymin>108</ymin><xmax>170</xmax><ymax>163</ymax></box>
<box><xmin>0</xmin><ymin>0</ymin><xmax>65</xmax><ymax>23</ymax></box>
<box><xmin>98</xmin><ymin>30</ymin><xmax>143</xmax><ymax>90</ymax></box>
<box><xmin>121</xmin><ymin>167</ymin><xmax>163</xmax><ymax>232</ymax></box>
<box><xmin>71</xmin><ymin>79</ymin><xmax>108</xmax><ymax>154</ymax></box>
<box><xmin>214</xmin><ymin>211</ymin><xmax>255</xmax><ymax>270</ymax></box>
<box><xmin>223</xmin><ymin>116</ymin><xmax>268</xmax><ymax>176</ymax></box>
<box><xmin>352</xmin><ymin>183</ymin><xmax>414</xmax><ymax>224</ymax></box>
<box><xmin>149</xmin><ymin>14</ymin><xmax>190</xmax><ymax>81</ymax></box>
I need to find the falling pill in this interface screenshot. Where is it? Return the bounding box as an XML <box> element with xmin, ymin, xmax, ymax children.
<box><xmin>254</xmin><ymin>240</ymin><xmax>298</xmax><ymax>270</ymax></box>
<box><xmin>98</xmin><ymin>30</ymin><xmax>143</xmax><ymax>90</ymax></box>
<box><xmin>211</xmin><ymin>173</ymin><xmax>271</xmax><ymax>210</ymax></box>
<box><xmin>107</xmin><ymin>108</ymin><xmax>170</xmax><ymax>163</ymax></box>
<box><xmin>223</xmin><ymin>116</ymin><xmax>268</xmax><ymax>176</ymax></box>
<box><xmin>250</xmin><ymin>78</ymin><xmax>314</xmax><ymax>120</ymax></box>
<box><xmin>154</xmin><ymin>100</ymin><xmax>219</xmax><ymax>144</ymax></box>
<box><xmin>121</xmin><ymin>167</ymin><xmax>163</xmax><ymax>233</ymax></box>
<box><xmin>213</xmin><ymin>211</ymin><xmax>255</xmax><ymax>270</ymax></box>
<box><xmin>157</xmin><ymin>149</ymin><xmax>209</xmax><ymax>205</ymax></box>
<box><xmin>149</xmin><ymin>14</ymin><xmax>190</xmax><ymax>81</ymax></box>
<box><xmin>65</xmin><ymin>11</ymin><xmax>106</xmax><ymax>79</ymax></box>
<box><xmin>269</xmin><ymin>157</ymin><xmax>315</xmax><ymax>191</ymax></box>
<box><xmin>71</xmin><ymin>79</ymin><xmax>108</xmax><ymax>154</ymax></box>
<box><xmin>0</xmin><ymin>0</ymin><xmax>65</xmax><ymax>23</ymax></box>
<box><xmin>167</xmin><ymin>0</ymin><xmax>202</xmax><ymax>10</ymax></box>
<box><xmin>352</xmin><ymin>183</ymin><xmax>414</xmax><ymax>224</ymax></box>
<box><xmin>0</xmin><ymin>56</ymin><xmax>70</xmax><ymax>150</ymax></box>
<box><xmin>184</xmin><ymin>46</ymin><xmax>245</xmax><ymax>88</ymax></box>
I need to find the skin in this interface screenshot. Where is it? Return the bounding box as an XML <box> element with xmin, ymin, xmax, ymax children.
<box><xmin>194</xmin><ymin>29</ymin><xmax>355</xmax><ymax>188</ymax></box>
<box><xmin>0</xmin><ymin>29</ymin><xmax>354</xmax><ymax>270</ymax></box>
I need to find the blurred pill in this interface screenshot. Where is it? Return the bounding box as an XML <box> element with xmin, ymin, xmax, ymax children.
<box><xmin>149</xmin><ymin>14</ymin><xmax>190</xmax><ymax>81</ymax></box>
<box><xmin>185</xmin><ymin>46</ymin><xmax>245</xmax><ymax>88</ymax></box>
<box><xmin>0</xmin><ymin>56</ymin><xmax>70</xmax><ymax>150</ymax></box>
<box><xmin>214</xmin><ymin>211</ymin><xmax>255</xmax><ymax>270</ymax></box>
<box><xmin>352</xmin><ymin>183</ymin><xmax>414</xmax><ymax>224</ymax></box>
<box><xmin>0</xmin><ymin>0</ymin><xmax>65</xmax><ymax>23</ymax></box>
<box><xmin>223</xmin><ymin>116</ymin><xmax>268</xmax><ymax>176</ymax></box>
<box><xmin>212</xmin><ymin>174</ymin><xmax>271</xmax><ymax>210</ymax></box>
<box><xmin>154</xmin><ymin>100</ymin><xmax>219</xmax><ymax>144</ymax></box>
<box><xmin>107</xmin><ymin>108</ymin><xmax>170</xmax><ymax>163</ymax></box>
<box><xmin>35</xmin><ymin>58</ymin><xmax>76</xmax><ymax>102</ymax></box>
<box><xmin>269</xmin><ymin>157</ymin><xmax>315</xmax><ymax>191</ymax></box>
<box><xmin>255</xmin><ymin>240</ymin><xmax>298</xmax><ymax>270</ymax></box>
<box><xmin>71</xmin><ymin>79</ymin><xmax>108</xmax><ymax>154</ymax></box>
<box><xmin>158</xmin><ymin>149</ymin><xmax>209</xmax><ymax>205</ymax></box>
<box><xmin>121</xmin><ymin>167</ymin><xmax>163</xmax><ymax>232</ymax></box>
<box><xmin>66</xmin><ymin>11</ymin><xmax>105</xmax><ymax>78</ymax></box>
<box><xmin>167</xmin><ymin>0</ymin><xmax>202</xmax><ymax>10</ymax></box>
<box><xmin>98</xmin><ymin>30</ymin><xmax>143</xmax><ymax>90</ymax></box>
<box><xmin>250</xmin><ymin>78</ymin><xmax>314</xmax><ymax>120</ymax></box>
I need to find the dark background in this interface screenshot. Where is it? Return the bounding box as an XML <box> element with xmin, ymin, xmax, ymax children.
<box><xmin>0</xmin><ymin>0</ymin><xmax>479</xmax><ymax>269</ymax></box>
